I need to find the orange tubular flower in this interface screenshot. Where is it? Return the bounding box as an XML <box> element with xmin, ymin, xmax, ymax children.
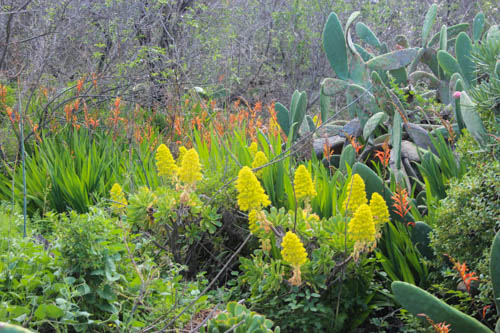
<box><xmin>347</xmin><ymin>135</ymin><xmax>364</xmax><ymax>154</ymax></box>
<box><xmin>447</xmin><ymin>256</ymin><xmax>479</xmax><ymax>293</ymax></box>
<box><xmin>375</xmin><ymin>141</ymin><xmax>391</xmax><ymax>168</ymax></box>
<box><xmin>391</xmin><ymin>187</ymin><xmax>411</xmax><ymax>218</ymax></box>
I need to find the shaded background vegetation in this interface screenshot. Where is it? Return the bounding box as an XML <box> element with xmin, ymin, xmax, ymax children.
<box><xmin>0</xmin><ymin>0</ymin><xmax>497</xmax><ymax>109</ymax></box>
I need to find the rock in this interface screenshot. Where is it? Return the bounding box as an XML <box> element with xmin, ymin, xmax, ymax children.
<box><xmin>341</xmin><ymin>118</ymin><xmax>362</xmax><ymax>138</ymax></box>
<box><xmin>406</xmin><ymin>122</ymin><xmax>437</xmax><ymax>154</ymax></box>
<box><xmin>401</xmin><ymin>140</ymin><xmax>421</xmax><ymax>162</ymax></box>
<box><xmin>313</xmin><ymin>135</ymin><xmax>346</xmax><ymax>157</ymax></box>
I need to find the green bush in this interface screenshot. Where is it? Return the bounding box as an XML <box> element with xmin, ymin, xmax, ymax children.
<box><xmin>0</xmin><ymin>203</ymin><xmax>213</xmax><ymax>332</ymax></box>
<box><xmin>430</xmin><ymin>159</ymin><xmax>500</xmax><ymax>276</ymax></box>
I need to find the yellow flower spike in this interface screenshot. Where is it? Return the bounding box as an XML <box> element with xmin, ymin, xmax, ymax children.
<box><xmin>251</xmin><ymin>151</ymin><xmax>268</xmax><ymax>178</ymax></box>
<box><xmin>369</xmin><ymin>192</ymin><xmax>390</xmax><ymax>226</ymax></box>
<box><xmin>294</xmin><ymin>165</ymin><xmax>317</xmax><ymax>201</ymax></box>
<box><xmin>249</xmin><ymin>141</ymin><xmax>258</xmax><ymax>157</ymax></box>
<box><xmin>348</xmin><ymin>204</ymin><xmax>376</xmax><ymax>245</ymax></box>
<box><xmin>281</xmin><ymin>231</ymin><xmax>308</xmax><ymax>268</ymax></box>
<box><xmin>178</xmin><ymin>148</ymin><xmax>203</xmax><ymax>185</ymax></box>
<box><xmin>248</xmin><ymin>209</ymin><xmax>260</xmax><ymax>234</ymax></box>
<box><xmin>110</xmin><ymin>183</ymin><xmax>127</xmax><ymax>210</ymax></box>
<box><xmin>156</xmin><ymin>144</ymin><xmax>178</xmax><ymax>177</ymax></box>
<box><xmin>342</xmin><ymin>174</ymin><xmax>367</xmax><ymax>214</ymax></box>
<box><xmin>177</xmin><ymin>146</ymin><xmax>188</xmax><ymax>166</ymax></box>
<box><xmin>236</xmin><ymin>166</ymin><xmax>270</xmax><ymax>211</ymax></box>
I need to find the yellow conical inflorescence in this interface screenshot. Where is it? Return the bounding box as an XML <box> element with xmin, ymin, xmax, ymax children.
<box><xmin>294</xmin><ymin>165</ymin><xmax>317</xmax><ymax>201</ymax></box>
<box><xmin>236</xmin><ymin>166</ymin><xmax>270</xmax><ymax>212</ymax></box>
<box><xmin>110</xmin><ymin>183</ymin><xmax>127</xmax><ymax>210</ymax></box>
<box><xmin>249</xmin><ymin>141</ymin><xmax>258</xmax><ymax>157</ymax></box>
<box><xmin>248</xmin><ymin>209</ymin><xmax>259</xmax><ymax>234</ymax></box>
<box><xmin>177</xmin><ymin>146</ymin><xmax>188</xmax><ymax>166</ymax></box>
<box><xmin>281</xmin><ymin>231</ymin><xmax>308</xmax><ymax>268</ymax></box>
<box><xmin>251</xmin><ymin>151</ymin><xmax>268</xmax><ymax>178</ymax></box>
<box><xmin>348</xmin><ymin>204</ymin><xmax>376</xmax><ymax>244</ymax></box>
<box><xmin>342</xmin><ymin>174</ymin><xmax>367</xmax><ymax>214</ymax></box>
<box><xmin>178</xmin><ymin>148</ymin><xmax>203</xmax><ymax>185</ymax></box>
<box><xmin>156</xmin><ymin>144</ymin><xmax>178</xmax><ymax>177</ymax></box>
<box><xmin>369</xmin><ymin>192</ymin><xmax>390</xmax><ymax>225</ymax></box>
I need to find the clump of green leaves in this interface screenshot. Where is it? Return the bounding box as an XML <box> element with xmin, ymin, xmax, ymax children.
<box><xmin>430</xmin><ymin>159</ymin><xmax>500</xmax><ymax>278</ymax></box>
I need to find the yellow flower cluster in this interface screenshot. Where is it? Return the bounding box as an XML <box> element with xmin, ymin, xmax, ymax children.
<box><xmin>369</xmin><ymin>192</ymin><xmax>390</xmax><ymax>225</ymax></box>
<box><xmin>236</xmin><ymin>166</ymin><xmax>270</xmax><ymax>211</ymax></box>
<box><xmin>110</xmin><ymin>183</ymin><xmax>127</xmax><ymax>211</ymax></box>
<box><xmin>177</xmin><ymin>146</ymin><xmax>188</xmax><ymax>166</ymax></box>
<box><xmin>342</xmin><ymin>174</ymin><xmax>391</xmax><ymax>258</ymax></box>
<box><xmin>251</xmin><ymin>151</ymin><xmax>268</xmax><ymax>178</ymax></box>
<box><xmin>248</xmin><ymin>209</ymin><xmax>259</xmax><ymax>235</ymax></box>
<box><xmin>348</xmin><ymin>204</ymin><xmax>376</xmax><ymax>244</ymax></box>
<box><xmin>281</xmin><ymin>231</ymin><xmax>308</xmax><ymax>267</ymax></box>
<box><xmin>294</xmin><ymin>165</ymin><xmax>317</xmax><ymax>201</ymax></box>
<box><xmin>342</xmin><ymin>174</ymin><xmax>367</xmax><ymax>214</ymax></box>
<box><xmin>249</xmin><ymin>141</ymin><xmax>258</xmax><ymax>157</ymax></box>
<box><xmin>178</xmin><ymin>148</ymin><xmax>203</xmax><ymax>185</ymax></box>
<box><xmin>156</xmin><ymin>144</ymin><xmax>177</xmax><ymax>177</ymax></box>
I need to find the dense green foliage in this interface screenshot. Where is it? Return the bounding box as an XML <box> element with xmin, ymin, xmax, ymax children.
<box><xmin>0</xmin><ymin>2</ymin><xmax>498</xmax><ymax>332</ymax></box>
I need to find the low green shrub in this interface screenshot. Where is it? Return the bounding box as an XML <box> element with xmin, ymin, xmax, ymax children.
<box><xmin>0</xmin><ymin>204</ymin><xmax>213</xmax><ymax>332</ymax></box>
<box><xmin>430</xmin><ymin>160</ymin><xmax>500</xmax><ymax>275</ymax></box>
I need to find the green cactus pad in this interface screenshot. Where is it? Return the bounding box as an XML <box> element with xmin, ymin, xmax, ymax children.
<box><xmin>473</xmin><ymin>13</ymin><xmax>485</xmax><ymax>42</ymax></box>
<box><xmin>392</xmin><ymin>281</ymin><xmax>492</xmax><ymax>333</ymax></box>
<box><xmin>455</xmin><ymin>32</ymin><xmax>475</xmax><ymax>87</ymax></box>
<box><xmin>422</xmin><ymin>4</ymin><xmax>438</xmax><ymax>47</ymax></box>
<box><xmin>0</xmin><ymin>323</ymin><xmax>33</xmax><ymax>333</ymax></box>
<box><xmin>323</xmin><ymin>12</ymin><xmax>349</xmax><ymax>80</ymax></box>
<box><xmin>437</xmin><ymin>50</ymin><xmax>461</xmax><ymax>79</ymax></box>
<box><xmin>490</xmin><ymin>231</ymin><xmax>500</xmax><ymax>315</ymax></box>
<box><xmin>355</xmin><ymin>22</ymin><xmax>381</xmax><ymax>49</ymax></box>
<box><xmin>366</xmin><ymin>48</ymin><xmax>419</xmax><ymax>71</ymax></box>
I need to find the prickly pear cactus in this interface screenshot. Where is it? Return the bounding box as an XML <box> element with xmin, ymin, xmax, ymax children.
<box><xmin>0</xmin><ymin>323</ymin><xmax>33</xmax><ymax>333</ymax></box>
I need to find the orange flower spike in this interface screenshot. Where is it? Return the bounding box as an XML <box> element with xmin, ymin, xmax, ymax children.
<box><xmin>74</xmin><ymin>98</ymin><xmax>80</xmax><ymax>111</ymax></box>
<box><xmin>76</xmin><ymin>78</ymin><xmax>84</xmax><ymax>94</ymax></box>
<box><xmin>114</xmin><ymin>97</ymin><xmax>121</xmax><ymax>109</ymax></box>
<box><xmin>254</xmin><ymin>101</ymin><xmax>262</xmax><ymax>113</ymax></box>
<box><xmin>92</xmin><ymin>72</ymin><xmax>98</xmax><ymax>89</ymax></box>
<box><xmin>349</xmin><ymin>136</ymin><xmax>364</xmax><ymax>154</ymax></box>
<box><xmin>391</xmin><ymin>187</ymin><xmax>411</xmax><ymax>218</ymax></box>
<box><xmin>482</xmin><ymin>305</ymin><xmax>491</xmax><ymax>319</ymax></box>
<box><xmin>0</xmin><ymin>84</ymin><xmax>7</xmax><ymax>105</ymax></box>
<box><xmin>375</xmin><ymin>141</ymin><xmax>391</xmax><ymax>168</ymax></box>
<box><xmin>174</xmin><ymin>116</ymin><xmax>182</xmax><ymax>136</ymax></box>
<box><xmin>448</xmin><ymin>256</ymin><xmax>479</xmax><ymax>293</ymax></box>
<box><xmin>5</xmin><ymin>106</ymin><xmax>13</xmax><ymax>119</ymax></box>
